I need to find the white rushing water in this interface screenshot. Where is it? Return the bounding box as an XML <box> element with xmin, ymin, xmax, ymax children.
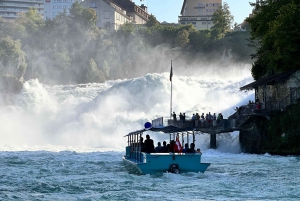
<box><xmin>0</xmin><ymin>64</ymin><xmax>253</xmax><ymax>151</ymax></box>
<box><xmin>1</xmin><ymin>64</ymin><xmax>299</xmax><ymax>200</ymax></box>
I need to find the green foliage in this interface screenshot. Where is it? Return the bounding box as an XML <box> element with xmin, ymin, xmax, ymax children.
<box><xmin>176</xmin><ymin>29</ymin><xmax>190</xmax><ymax>47</ymax></box>
<box><xmin>0</xmin><ymin>1</ymin><xmax>253</xmax><ymax>84</ymax></box>
<box><xmin>86</xmin><ymin>58</ymin><xmax>105</xmax><ymax>83</ymax></box>
<box><xmin>0</xmin><ymin>36</ymin><xmax>26</xmax><ymax>78</ymax></box>
<box><xmin>247</xmin><ymin>0</ymin><xmax>300</xmax><ymax>80</ymax></box>
<box><xmin>189</xmin><ymin>29</ymin><xmax>210</xmax><ymax>52</ymax></box>
<box><xmin>146</xmin><ymin>15</ymin><xmax>159</xmax><ymax>28</ymax></box>
<box><xmin>70</xmin><ymin>1</ymin><xmax>97</xmax><ymax>28</ymax></box>
<box><xmin>265</xmin><ymin>104</ymin><xmax>300</xmax><ymax>152</ymax></box>
<box><xmin>211</xmin><ymin>2</ymin><xmax>234</xmax><ymax>40</ymax></box>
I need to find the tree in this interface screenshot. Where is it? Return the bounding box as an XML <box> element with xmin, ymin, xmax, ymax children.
<box><xmin>69</xmin><ymin>1</ymin><xmax>97</xmax><ymax>28</ymax></box>
<box><xmin>0</xmin><ymin>36</ymin><xmax>27</xmax><ymax>78</ymax></box>
<box><xmin>146</xmin><ymin>15</ymin><xmax>159</xmax><ymax>28</ymax></box>
<box><xmin>86</xmin><ymin>58</ymin><xmax>105</xmax><ymax>83</ymax></box>
<box><xmin>247</xmin><ymin>0</ymin><xmax>300</xmax><ymax>80</ymax></box>
<box><xmin>176</xmin><ymin>29</ymin><xmax>190</xmax><ymax>47</ymax></box>
<box><xmin>211</xmin><ymin>2</ymin><xmax>234</xmax><ymax>40</ymax></box>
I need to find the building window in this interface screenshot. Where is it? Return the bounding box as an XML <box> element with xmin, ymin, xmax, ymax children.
<box><xmin>202</xmin><ymin>22</ymin><xmax>207</xmax><ymax>24</ymax></box>
<box><xmin>90</xmin><ymin>2</ymin><xmax>96</xmax><ymax>8</ymax></box>
<box><xmin>192</xmin><ymin>22</ymin><xmax>196</xmax><ymax>24</ymax></box>
<box><xmin>208</xmin><ymin>22</ymin><xmax>211</xmax><ymax>24</ymax></box>
<box><xmin>191</xmin><ymin>18</ymin><xmax>197</xmax><ymax>20</ymax></box>
<box><xmin>181</xmin><ymin>22</ymin><xmax>185</xmax><ymax>24</ymax></box>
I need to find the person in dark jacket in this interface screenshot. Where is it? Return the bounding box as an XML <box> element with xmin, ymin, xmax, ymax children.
<box><xmin>144</xmin><ymin>134</ymin><xmax>155</xmax><ymax>153</ymax></box>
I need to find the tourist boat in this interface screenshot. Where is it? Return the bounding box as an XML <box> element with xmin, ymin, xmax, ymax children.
<box><xmin>122</xmin><ymin>117</ymin><xmax>211</xmax><ymax>174</ymax></box>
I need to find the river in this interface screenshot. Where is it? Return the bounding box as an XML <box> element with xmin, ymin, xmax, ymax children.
<box><xmin>0</xmin><ymin>66</ymin><xmax>299</xmax><ymax>200</ymax></box>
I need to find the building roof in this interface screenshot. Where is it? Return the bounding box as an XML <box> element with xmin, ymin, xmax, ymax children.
<box><xmin>240</xmin><ymin>70</ymin><xmax>296</xmax><ymax>91</ymax></box>
<box><xmin>180</xmin><ymin>0</ymin><xmax>187</xmax><ymax>15</ymax></box>
<box><xmin>125</xmin><ymin>125</ymin><xmax>196</xmax><ymax>137</ymax></box>
<box><xmin>110</xmin><ymin>0</ymin><xmax>149</xmax><ymax>21</ymax></box>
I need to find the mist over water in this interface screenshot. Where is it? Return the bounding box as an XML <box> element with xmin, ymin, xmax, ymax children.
<box><xmin>0</xmin><ymin>63</ymin><xmax>253</xmax><ymax>152</ymax></box>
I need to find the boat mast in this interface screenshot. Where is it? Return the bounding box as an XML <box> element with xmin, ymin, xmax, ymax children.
<box><xmin>170</xmin><ymin>60</ymin><xmax>173</xmax><ymax>119</ymax></box>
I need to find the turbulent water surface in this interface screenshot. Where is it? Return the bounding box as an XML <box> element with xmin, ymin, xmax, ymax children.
<box><xmin>0</xmin><ymin>66</ymin><xmax>299</xmax><ymax>200</ymax></box>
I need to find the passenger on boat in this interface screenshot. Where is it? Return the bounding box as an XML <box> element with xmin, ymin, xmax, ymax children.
<box><xmin>196</xmin><ymin>148</ymin><xmax>202</xmax><ymax>154</ymax></box>
<box><xmin>144</xmin><ymin>134</ymin><xmax>155</xmax><ymax>153</ymax></box>
<box><xmin>186</xmin><ymin>143</ymin><xmax>196</xmax><ymax>153</ymax></box>
<box><xmin>182</xmin><ymin>143</ymin><xmax>189</xmax><ymax>153</ymax></box>
<box><xmin>166</xmin><ymin>143</ymin><xmax>170</xmax><ymax>152</ymax></box>
<box><xmin>169</xmin><ymin>140</ymin><xmax>176</xmax><ymax>153</ymax></box>
<box><xmin>155</xmin><ymin>142</ymin><xmax>162</xmax><ymax>153</ymax></box>
<box><xmin>160</xmin><ymin>141</ymin><xmax>168</xmax><ymax>153</ymax></box>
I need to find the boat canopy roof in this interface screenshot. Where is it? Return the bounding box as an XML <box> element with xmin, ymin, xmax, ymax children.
<box><xmin>124</xmin><ymin>125</ymin><xmax>196</xmax><ymax>137</ymax></box>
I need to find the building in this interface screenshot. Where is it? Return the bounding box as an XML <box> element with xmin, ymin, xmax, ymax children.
<box><xmin>0</xmin><ymin>0</ymin><xmax>44</xmax><ymax>19</ymax></box>
<box><xmin>240</xmin><ymin>70</ymin><xmax>300</xmax><ymax>113</ymax></box>
<box><xmin>179</xmin><ymin>0</ymin><xmax>222</xmax><ymax>30</ymax></box>
<box><xmin>80</xmin><ymin>0</ymin><xmax>149</xmax><ymax>31</ymax></box>
<box><xmin>110</xmin><ymin>0</ymin><xmax>149</xmax><ymax>24</ymax></box>
<box><xmin>44</xmin><ymin>0</ymin><xmax>75</xmax><ymax>20</ymax></box>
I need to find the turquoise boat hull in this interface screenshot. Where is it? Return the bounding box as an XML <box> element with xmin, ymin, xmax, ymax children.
<box><xmin>123</xmin><ymin>149</ymin><xmax>210</xmax><ymax>174</ymax></box>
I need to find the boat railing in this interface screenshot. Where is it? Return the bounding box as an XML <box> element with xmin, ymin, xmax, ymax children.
<box><xmin>127</xmin><ymin>147</ymin><xmax>146</xmax><ymax>163</ymax></box>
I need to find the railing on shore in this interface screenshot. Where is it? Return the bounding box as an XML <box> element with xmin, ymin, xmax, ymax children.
<box><xmin>236</xmin><ymin>87</ymin><xmax>300</xmax><ymax>117</ymax></box>
<box><xmin>167</xmin><ymin>119</ymin><xmax>236</xmax><ymax>130</ymax></box>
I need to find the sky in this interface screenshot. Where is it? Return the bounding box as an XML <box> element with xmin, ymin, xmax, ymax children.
<box><xmin>133</xmin><ymin>0</ymin><xmax>255</xmax><ymax>24</ymax></box>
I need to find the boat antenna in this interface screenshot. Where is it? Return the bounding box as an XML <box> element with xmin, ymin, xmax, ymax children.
<box><xmin>170</xmin><ymin>60</ymin><xmax>173</xmax><ymax>119</ymax></box>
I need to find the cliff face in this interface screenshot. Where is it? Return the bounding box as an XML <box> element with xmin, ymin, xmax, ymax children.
<box><xmin>230</xmin><ymin>101</ymin><xmax>300</xmax><ymax>155</ymax></box>
<box><xmin>0</xmin><ymin>74</ymin><xmax>23</xmax><ymax>105</ymax></box>
<box><xmin>239</xmin><ymin>117</ymin><xmax>267</xmax><ymax>154</ymax></box>
<box><xmin>228</xmin><ymin>107</ymin><xmax>267</xmax><ymax>154</ymax></box>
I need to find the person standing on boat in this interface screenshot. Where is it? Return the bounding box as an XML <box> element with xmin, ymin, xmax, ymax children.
<box><xmin>186</xmin><ymin>143</ymin><xmax>196</xmax><ymax>153</ymax></box>
<box><xmin>144</xmin><ymin>134</ymin><xmax>155</xmax><ymax>153</ymax></box>
<box><xmin>155</xmin><ymin>142</ymin><xmax>162</xmax><ymax>153</ymax></box>
<box><xmin>182</xmin><ymin>143</ymin><xmax>189</xmax><ymax>153</ymax></box>
<box><xmin>160</xmin><ymin>141</ymin><xmax>168</xmax><ymax>153</ymax></box>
